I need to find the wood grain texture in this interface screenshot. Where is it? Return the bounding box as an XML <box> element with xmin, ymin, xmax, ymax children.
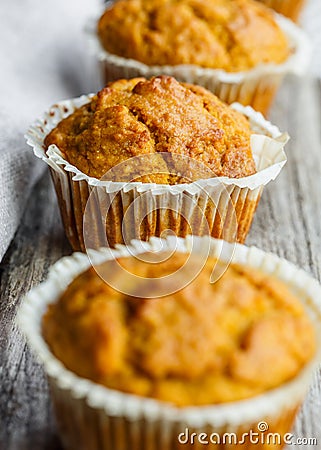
<box><xmin>247</xmin><ymin>76</ymin><xmax>321</xmax><ymax>449</ymax></box>
<box><xmin>0</xmin><ymin>174</ymin><xmax>70</xmax><ymax>450</ymax></box>
<box><xmin>0</xmin><ymin>76</ymin><xmax>320</xmax><ymax>449</ymax></box>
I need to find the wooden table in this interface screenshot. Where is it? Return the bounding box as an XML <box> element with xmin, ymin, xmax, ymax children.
<box><xmin>1</xmin><ymin>75</ymin><xmax>321</xmax><ymax>449</ymax></box>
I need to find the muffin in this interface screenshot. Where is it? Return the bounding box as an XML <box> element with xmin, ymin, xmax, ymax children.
<box><xmin>97</xmin><ymin>0</ymin><xmax>289</xmax><ymax>71</ymax></box>
<box><xmin>88</xmin><ymin>0</ymin><xmax>310</xmax><ymax>114</ymax></box>
<box><xmin>18</xmin><ymin>236</ymin><xmax>321</xmax><ymax>450</ymax></box>
<box><xmin>44</xmin><ymin>76</ymin><xmax>256</xmax><ymax>181</ymax></box>
<box><xmin>27</xmin><ymin>76</ymin><xmax>288</xmax><ymax>251</ymax></box>
<box><xmin>256</xmin><ymin>0</ymin><xmax>306</xmax><ymax>22</ymax></box>
<box><xmin>43</xmin><ymin>252</ymin><xmax>315</xmax><ymax>406</ymax></box>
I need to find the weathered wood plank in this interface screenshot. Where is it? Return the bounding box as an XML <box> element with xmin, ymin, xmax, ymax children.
<box><xmin>0</xmin><ymin>76</ymin><xmax>320</xmax><ymax>449</ymax></box>
<box><xmin>0</xmin><ymin>172</ymin><xmax>70</xmax><ymax>450</ymax></box>
<box><xmin>249</xmin><ymin>75</ymin><xmax>321</xmax><ymax>449</ymax></box>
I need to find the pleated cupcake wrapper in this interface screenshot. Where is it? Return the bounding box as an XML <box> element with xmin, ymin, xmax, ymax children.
<box><xmin>258</xmin><ymin>0</ymin><xmax>306</xmax><ymax>22</ymax></box>
<box><xmin>18</xmin><ymin>236</ymin><xmax>321</xmax><ymax>450</ymax></box>
<box><xmin>26</xmin><ymin>97</ymin><xmax>287</xmax><ymax>251</ymax></box>
<box><xmin>86</xmin><ymin>12</ymin><xmax>311</xmax><ymax>114</ymax></box>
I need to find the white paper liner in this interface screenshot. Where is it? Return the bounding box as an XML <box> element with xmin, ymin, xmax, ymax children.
<box><xmin>86</xmin><ymin>10</ymin><xmax>311</xmax><ymax>113</ymax></box>
<box><xmin>18</xmin><ymin>236</ymin><xmax>321</xmax><ymax>437</ymax></box>
<box><xmin>26</xmin><ymin>96</ymin><xmax>287</xmax><ymax>249</ymax></box>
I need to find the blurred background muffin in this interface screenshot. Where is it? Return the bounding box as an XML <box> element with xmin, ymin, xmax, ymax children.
<box><xmin>89</xmin><ymin>0</ymin><xmax>310</xmax><ymax>115</ymax></box>
<box><xmin>98</xmin><ymin>0</ymin><xmax>289</xmax><ymax>71</ymax></box>
<box><xmin>28</xmin><ymin>76</ymin><xmax>287</xmax><ymax>250</ymax></box>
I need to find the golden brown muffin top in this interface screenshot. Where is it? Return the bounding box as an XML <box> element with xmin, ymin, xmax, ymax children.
<box><xmin>43</xmin><ymin>252</ymin><xmax>316</xmax><ymax>407</ymax></box>
<box><xmin>97</xmin><ymin>0</ymin><xmax>289</xmax><ymax>71</ymax></box>
<box><xmin>45</xmin><ymin>76</ymin><xmax>255</xmax><ymax>181</ymax></box>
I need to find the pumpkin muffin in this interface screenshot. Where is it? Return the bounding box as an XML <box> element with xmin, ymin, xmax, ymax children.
<box><xmin>45</xmin><ymin>76</ymin><xmax>255</xmax><ymax>182</ymax></box>
<box><xmin>91</xmin><ymin>0</ymin><xmax>309</xmax><ymax>115</ymax></box>
<box><xmin>42</xmin><ymin>251</ymin><xmax>315</xmax><ymax>407</ymax></box>
<box><xmin>31</xmin><ymin>76</ymin><xmax>287</xmax><ymax>250</ymax></box>
<box><xmin>97</xmin><ymin>0</ymin><xmax>289</xmax><ymax>72</ymax></box>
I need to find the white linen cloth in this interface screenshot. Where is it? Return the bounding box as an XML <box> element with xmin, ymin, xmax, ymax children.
<box><xmin>0</xmin><ymin>0</ymin><xmax>99</xmax><ymax>260</ymax></box>
<box><xmin>0</xmin><ymin>0</ymin><xmax>319</xmax><ymax>261</ymax></box>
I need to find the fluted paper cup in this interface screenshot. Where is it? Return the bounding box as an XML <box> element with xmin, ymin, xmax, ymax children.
<box><xmin>25</xmin><ymin>96</ymin><xmax>288</xmax><ymax>252</ymax></box>
<box><xmin>18</xmin><ymin>236</ymin><xmax>321</xmax><ymax>450</ymax></box>
<box><xmin>86</xmin><ymin>12</ymin><xmax>310</xmax><ymax>115</ymax></box>
<box><xmin>257</xmin><ymin>0</ymin><xmax>306</xmax><ymax>22</ymax></box>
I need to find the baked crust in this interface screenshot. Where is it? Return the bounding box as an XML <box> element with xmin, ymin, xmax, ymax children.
<box><xmin>45</xmin><ymin>76</ymin><xmax>255</xmax><ymax>181</ymax></box>
<box><xmin>97</xmin><ymin>0</ymin><xmax>289</xmax><ymax>71</ymax></box>
<box><xmin>43</xmin><ymin>252</ymin><xmax>316</xmax><ymax>406</ymax></box>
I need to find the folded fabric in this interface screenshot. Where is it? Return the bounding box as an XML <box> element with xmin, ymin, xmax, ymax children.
<box><xmin>0</xmin><ymin>0</ymin><xmax>99</xmax><ymax>260</ymax></box>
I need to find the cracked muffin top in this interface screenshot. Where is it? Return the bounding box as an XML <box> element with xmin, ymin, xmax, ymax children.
<box><xmin>44</xmin><ymin>76</ymin><xmax>256</xmax><ymax>182</ymax></box>
<box><xmin>97</xmin><ymin>0</ymin><xmax>289</xmax><ymax>71</ymax></box>
<box><xmin>42</xmin><ymin>251</ymin><xmax>316</xmax><ymax>406</ymax></box>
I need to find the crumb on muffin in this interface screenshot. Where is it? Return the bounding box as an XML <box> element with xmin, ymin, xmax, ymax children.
<box><xmin>97</xmin><ymin>0</ymin><xmax>289</xmax><ymax>71</ymax></box>
<box><xmin>44</xmin><ymin>76</ymin><xmax>255</xmax><ymax>182</ymax></box>
<box><xmin>42</xmin><ymin>252</ymin><xmax>316</xmax><ymax>407</ymax></box>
